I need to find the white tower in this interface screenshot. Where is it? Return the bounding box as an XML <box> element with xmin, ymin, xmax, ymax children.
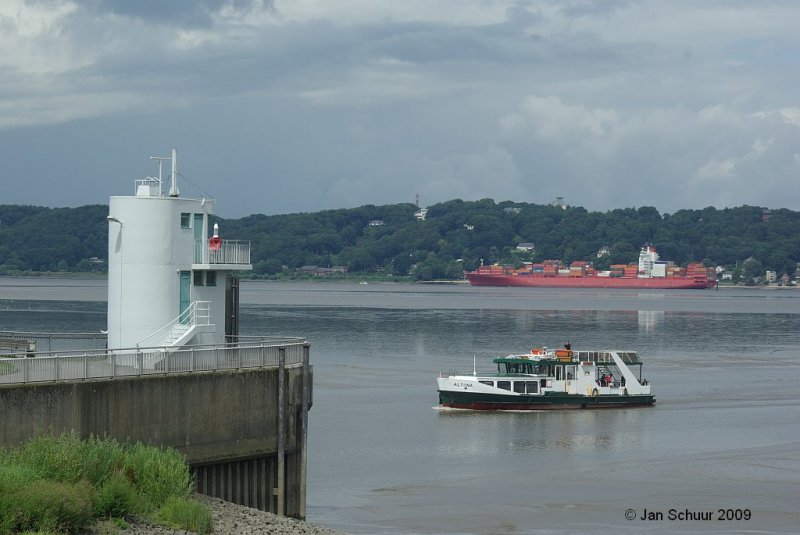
<box><xmin>106</xmin><ymin>150</ymin><xmax>252</xmax><ymax>350</ymax></box>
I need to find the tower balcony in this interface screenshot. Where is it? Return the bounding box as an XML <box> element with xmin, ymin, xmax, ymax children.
<box><xmin>193</xmin><ymin>239</ymin><xmax>252</xmax><ymax>271</ymax></box>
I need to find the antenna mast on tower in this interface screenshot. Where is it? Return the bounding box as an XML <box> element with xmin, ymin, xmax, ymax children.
<box><xmin>149</xmin><ymin>155</ymin><xmax>170</xmax><ymax>196</ymax></box>
<box><xmin>169</xmin><ymin>148</ymin><xmax>179</xmax><ymax>197</ymax></box>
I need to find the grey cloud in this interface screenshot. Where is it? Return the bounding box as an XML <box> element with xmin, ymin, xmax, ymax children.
<box><xmin>2</xmin><ymin>1</ymin><xmax>799</xmax><ymax>217</ymax></box>
<box><xmin>78</xmin><ymin>0</ymin><xmax>274</xmax><ymax>27</ymax></box>
<box><xmin>558</xmin><ymin>0</ymin><xmax>639</xmax><ymax>19</ymax></box>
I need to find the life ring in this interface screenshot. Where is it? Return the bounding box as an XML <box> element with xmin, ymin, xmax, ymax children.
<box><xmin>531</xmin><ymin>348</ymin><xmax>544</xmax><ymax>355</ymax></box>
<box><xmin>209</xmin><ymin>236</ymin><xmax>222</xmax><ymax>250</ymax></box>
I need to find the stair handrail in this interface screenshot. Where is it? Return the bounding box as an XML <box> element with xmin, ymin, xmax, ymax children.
<box><xmin>135</xmin><ymin>301</ymin><xmax>211</xmax><ymax>348</ymax></box>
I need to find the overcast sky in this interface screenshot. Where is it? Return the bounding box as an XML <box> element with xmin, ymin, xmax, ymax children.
<box><xmin>1</xmin><ymin>0</ymin><xmax>799</xmax><ymax>218</ymax></box>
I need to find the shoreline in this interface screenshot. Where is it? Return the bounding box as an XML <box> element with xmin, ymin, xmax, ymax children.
<box><xmin>0</xmin><ymin>273</ymin><xmax>795</xmax><ymax>289</ymax></box>
<box><xmin>95</xmin><ymin>494</ymin><xmax>348</xmax><ymax>535</ymax></box>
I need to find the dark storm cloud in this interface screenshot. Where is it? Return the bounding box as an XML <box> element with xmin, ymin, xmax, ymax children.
<box><xmin>1</xmin><ymin>1</ymin><xmax>799</xmax><ymax>215</ymax></box>
<box><xmin>79</xmin><ymin>0</ymin><xmax>274</xmax><ymax>27</ymax></box>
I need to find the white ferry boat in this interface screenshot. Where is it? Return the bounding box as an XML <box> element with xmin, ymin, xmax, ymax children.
<box><xmin>437</xmin><ymin>346</ymin><xmax>655</xmax><ymax>410</ymax></box>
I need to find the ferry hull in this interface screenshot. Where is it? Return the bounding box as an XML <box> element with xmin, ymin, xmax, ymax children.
<box><xmin>465</xmin><ymin>273</ymin><xmax>710</xmax><ymax>289</ymax></box>
<box><xmin>438</xmin><ymin>391</ymin><xmax>655</xmax><ymax>410</ymax></box>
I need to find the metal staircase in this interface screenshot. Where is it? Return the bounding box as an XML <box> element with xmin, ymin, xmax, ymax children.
<box><xmin>136</xmin><ymin>301</ymin><xmax>214</xmax><ymax>349</ymax></box>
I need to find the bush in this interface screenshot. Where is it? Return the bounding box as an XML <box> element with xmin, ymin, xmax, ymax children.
<box><xmin>0</xmin><ymin>433</ymin><xmax>198</xmax><ymax>534</ymax></box>
<box><xmin>12</xmin><ymin>479</ymin><xmax>94</xmax><ymax>534</ymax></box>
<box><xmin>10</xmin><ymin>432</ymin><xmax>126</xmax><ymax>487</ymax></box>
<box><xmin>93</xmin><ymin>470</ymin><xmax>142</xmax><ymax>518</ymax></box>
<box><xmin>7</xmin><ymin>432</ymin><xmax>85</xmax><ymax>483</ymax></box>
<box><xmin>124</xmin><ymin>442</ymin><xmax>194</xmax><ymax>507</ymax></box>
<box><xmin>0</xmin><ymin>462</ymin><xmax>40</xmax><ymax>492</ymax></box>
<box><xmin>0</xmin><ymin>461</ymin><xmax>41</xmax><ymax>532</ymax></box>
<box><xmin>0</xmin><ymin>493</ymin><xmax>14</xmax><ymax>534</ymax></box>
<box><xmin>155</xmin><ymin>496</ymin><xmax>213</xmax><ymax>534</ymax></box>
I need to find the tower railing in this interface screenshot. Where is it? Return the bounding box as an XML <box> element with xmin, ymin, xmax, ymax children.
<box><xmin>194</xmin><ymin>240</ymin><xmax>250</xmax><ymax>265</ymax></box>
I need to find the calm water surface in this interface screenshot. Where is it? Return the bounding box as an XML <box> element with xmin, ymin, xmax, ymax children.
<box><xmin>1</xmin><ymin>278</ymin><xmax>799</xmax><ymax>534</ymax></box>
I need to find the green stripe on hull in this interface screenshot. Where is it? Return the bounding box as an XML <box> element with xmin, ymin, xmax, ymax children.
<box><xmin>438</xmin><ymin>390</ymin><xmax>655</xmax><ymax>410</ymax></box>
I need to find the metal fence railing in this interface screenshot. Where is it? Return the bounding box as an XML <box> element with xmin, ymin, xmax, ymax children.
<box><xmin>0</xmin><ymin>331</ymin><xmax>108</xmax><ymax>355</ymax></box>
<box><xmin>194</xmin><ymin>240</ymin><xmax>251</xmax><ymax>265</ymax></box>
<box><xmin>0</xmin><ymin>337</ymin><xmax>308</xmax><ymax>385</ymax></box>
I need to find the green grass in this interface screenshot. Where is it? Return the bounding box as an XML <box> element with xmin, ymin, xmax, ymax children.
<box><xmin>0</xmin><ymin>432</ymin><xmax>212</xmax><ymax>534</ymax></box>
<box><xmin>0</xmin><ymin>361</ymin><xmax>17</xmax><ymax>375</ymax></box>
<box><xmin>156</xmin><ymin>496</ymin><xmax>213</xmax><ymax>534</ymax></box>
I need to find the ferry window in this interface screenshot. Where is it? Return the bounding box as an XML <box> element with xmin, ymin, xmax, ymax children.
<box><xmin>206</xmin><ymin>271</ymin><xmax>217</xmax><ymax>286</ymax></box>
<box><xmin>513</xmin><ymin>382</ymin><xmax>525</xmax><ymax>393</ymax></box>
<box><xmin>479</xmin><ymin>380</ymin><xmax>493</xmax><ymax>387</ymax></box>
<box><xmin>181</xmin><ymin>213</ymin><xmax>191</xmax><ymax>229</ymax></box>
<box><xmin>497</xmin><ymin>381</ymin><xmax>511</xmax><ymax>391</ymax></box>
<box><xmin>526</xmin><ymin>381</ymin><xmax>538</xmax><ymax>394</ymax></box>
<box><xmin>193</xmin><ymin>271</ymin><xmax>204</xmax><ymax>286</ymax></box>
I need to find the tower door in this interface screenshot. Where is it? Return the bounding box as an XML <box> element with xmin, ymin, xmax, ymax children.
<box><xmin>225</xmin><ymin>274</ymin><xmax>240</xmax><ymax>340</ymax></box>
<box><xmin>194</xmin><ymin>213</ymin><xmax>204</xmax><ymax>262</ymax></box>
<box><xmin>179</xmin><ymin>271</ymin><xmax>191</xmax><ymax>323</ymax></box>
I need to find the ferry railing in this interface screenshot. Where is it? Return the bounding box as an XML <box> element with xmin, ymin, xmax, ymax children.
<box><xmin>194</xmin><ymin>239</ymin><xmax>251</xmax><ymax>265</ymax></box>
<box><xmin>0</xmin><ymin>338</ymin><xmax>308</xmax><ymax>385</ymax></box>
<box><xmin>135</xmin><ymin>300</ymin><xmax>211</xmax><ymax>348</ymax></box>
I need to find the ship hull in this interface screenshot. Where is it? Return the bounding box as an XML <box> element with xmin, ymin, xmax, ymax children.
<box><xmin>465</xmin><ymin>273</ymin><xmax>710</xmax><ymax>289</ymax></box>
<box><xmin>438</xmin><ymin>390</ymin><xmax>656</xmax><ymax>410</ymax></box>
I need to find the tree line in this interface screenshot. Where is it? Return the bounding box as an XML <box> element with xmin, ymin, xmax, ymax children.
<box><xmin>1</xmin><ymin>200</ymin><xmax>798</xmax><ymax>282</ymax></box>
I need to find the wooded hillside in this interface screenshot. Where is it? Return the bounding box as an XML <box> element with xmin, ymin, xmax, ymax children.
<box><xmin>1</xmin><ymin>200</ymin><xmax>797</xmax><ymax>282</ymax></box>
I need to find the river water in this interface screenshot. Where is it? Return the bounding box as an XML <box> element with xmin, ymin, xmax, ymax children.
<box><xmin>1</xmin><ymin>278</ymin><xmax>799</xmax><ymax>534</ymax></box>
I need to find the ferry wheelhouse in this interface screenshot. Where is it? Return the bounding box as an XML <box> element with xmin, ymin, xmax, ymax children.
<box><xmin>437</xmin><ymin>347</ymin><xmax>655</xmax><ymax>410</ymax></box>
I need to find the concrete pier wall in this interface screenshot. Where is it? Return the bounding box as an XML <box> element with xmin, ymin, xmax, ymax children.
<box><xmin>0</xmin><ymin>364</ymin><xmax>311</xmax><ymax>518</ymax></box>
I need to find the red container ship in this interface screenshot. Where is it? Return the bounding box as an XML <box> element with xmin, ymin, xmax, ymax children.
<box><xmin>465</xmin><ymin>245</ymin><xmax>716</xmax><ymax>289</ymax></box>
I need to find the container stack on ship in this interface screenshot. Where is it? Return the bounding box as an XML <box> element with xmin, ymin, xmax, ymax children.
<box><xmin>465</xmin><ymin>245</ymin><xmax>716</xmax><ymax>289</ymax></box>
